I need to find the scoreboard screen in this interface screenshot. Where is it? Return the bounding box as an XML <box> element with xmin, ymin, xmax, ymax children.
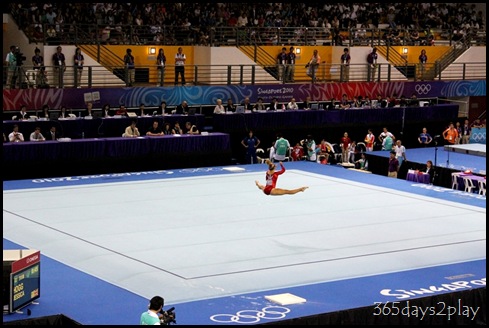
<box><xmin>9</xmin><ymin>251</ymin><xmax>41</xmax><ymax>313</ymax></box>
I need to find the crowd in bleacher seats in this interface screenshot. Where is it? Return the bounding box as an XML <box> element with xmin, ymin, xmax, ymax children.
<box><xmin>9</xmin><ymin>3</ymin><xmax>485</xmax><ymax>46</ymax></box>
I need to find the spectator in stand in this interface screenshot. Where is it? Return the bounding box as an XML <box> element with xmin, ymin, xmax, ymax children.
<box><xmin>156</xmin><ymin>48</ymin><xmax>166</xmax><ymax>86</ymax></box>
<box><xmin>73</xmin><ymin>47</ymin><xmax>84</xmax><ymax>88</ymax></box>
<box><xmin>31</xmin><ymin>47</ymin><xmax>45</xmax><ymax>87</ymax></box>
<box><xmin>470</xmin><ymin>118</ymin><xmax>482</xmax><ymax>129</ymax></box>
<box><xmin>306</xmin><ymin>49</ymin><xmax>321</xmax><ymax>82</ymax></box>
<box><xmin>277</xmin><ymin>47</ymin><xmax>288</xmax><ymax>82</ymax></box>
<box><xmin>417</xmin><ymin>127</ymin><xmax>433</xmax><ymax>147</ymax></box>
<box><xmin>418</xmin><ymin>49</ymin><xmax>428</xmax><ymax>80</ymax></box>
<box><xmin>52</xmin><ymin>46</ymin><xmax>66</xmax><ymax>88</ymax></box>
<box><xmin>367</xmin><ymin>47</ymin><xmax>378</xmax><ymax>82</ymax></box>
<box><xmin>340</xmin><ymin>48</ymin><xmax>351</xmax><ymax>82</ymax></box>
<box><xmin>174</xmin><ymin>47</ymin><xmax>186</xmax><ymax>86</ymax></box>
<box><xmin>286</xmin><ymin>46</ymin><xmax>296</xmax><ymax>82</ymax></box>
<box><xmin>123</xmin><ymin>48</ymin><xmax>135</xmax><ymax>86</ymax></box>
<box><xmin>5</xmin><ymin>45</ymin><xmax>17</xmax><ymax>89</ymax></box>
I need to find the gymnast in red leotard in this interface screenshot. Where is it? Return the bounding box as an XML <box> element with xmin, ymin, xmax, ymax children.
<box><xmin>255</xmin><ymin>160</ymin><xmax>308</xmax><ymax>196</ymax></box>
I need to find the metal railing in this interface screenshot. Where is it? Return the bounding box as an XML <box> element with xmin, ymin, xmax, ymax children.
<box><xmin>5</xmin><ymin>61</ymin><xmax>485</xmax><ymax>90</ymax></box>
<box><xmin>20</xmin><ymin>24</ymin><xmax>486</xmax><ymax>48</ymax></box>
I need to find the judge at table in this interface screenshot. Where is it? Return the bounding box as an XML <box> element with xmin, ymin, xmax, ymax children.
<box><xmin>424</xmin><ymin>160</ymin><xmax>434</xmax><ymax>184</ymax></box>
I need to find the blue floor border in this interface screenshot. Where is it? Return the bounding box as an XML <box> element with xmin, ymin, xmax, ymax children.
<box><xmin>3</xmin><ymin>162</ymin><xmax>486</xmax><ymax>324</ymax></box>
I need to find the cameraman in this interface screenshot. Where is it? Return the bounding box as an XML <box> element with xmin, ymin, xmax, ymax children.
<box><xmin>5</xmin><ymin>45</ymin><xmax>17</xmax><ymax>89</ymax></box>
<box><xmin>141</xmin><ymin>296</ymin><xmax>164</xmax><ymax>325</ymax></box>
<box><xmin>141</xmin><ymin>296</ymin><xmax>175</xmax><ymax>325</ymax></box>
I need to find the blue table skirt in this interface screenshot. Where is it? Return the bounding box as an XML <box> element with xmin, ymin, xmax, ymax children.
<box><xmin>2</xmin><ymin>115</ymin><xmax>205</xmax><ymax>139</ymax></box>
<box><xmin>3</xmin><ymin>133</ymin><xmax>231</xmax><ymax>164</ymax></box>
<box><xmin>212</xmin><ymin>105</ymin><xmax>459</xmax><ymax>132</ymax></box>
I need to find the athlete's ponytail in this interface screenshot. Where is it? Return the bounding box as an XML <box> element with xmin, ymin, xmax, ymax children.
<box><xmin>265</xmin><ymin>159</ymin><xmax>275</xmax><ymax>170</ymax></box>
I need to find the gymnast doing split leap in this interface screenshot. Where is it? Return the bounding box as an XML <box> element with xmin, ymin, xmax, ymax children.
<box><xmin>255</xmin><ymin>160</ymin><xmax>308</xmax><ymax>196</ymax></box>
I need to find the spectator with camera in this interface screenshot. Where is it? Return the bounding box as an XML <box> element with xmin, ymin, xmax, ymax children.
<box><xmin>7</xmin><ymin>46</ymin><xmax>27</xmax><ymax>89</ymax></box>
<box><xmin>5</xmin><ymin>45</ymin><xmax>17</xmax><ymax>89</ymax></box>
<box><xmin>140</xmin><ymin>296</ymin><xmax>176</xmax><ymax>325</ymax></box>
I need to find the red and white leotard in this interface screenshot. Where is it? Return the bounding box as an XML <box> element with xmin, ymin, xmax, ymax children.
<box><xmin>263</xmin><ymin>163</ymin><xmax>285</xmax><ymax>195</ymax></box>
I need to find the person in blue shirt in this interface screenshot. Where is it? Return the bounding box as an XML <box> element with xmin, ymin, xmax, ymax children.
<box><xmin>241</xmin><ymin>130</ymin><xmax>261</xmax><ymax>164</ymax></box>
<box><xmin>417</xmin><ymin>127</ymin><xmax>433</xmax><ymax>147</ymax></box>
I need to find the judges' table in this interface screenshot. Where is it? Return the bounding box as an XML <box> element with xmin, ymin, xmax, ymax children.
<box><xmin>2</xmin><ymin>114</ymin><xmax>205</xmax><ymax>139</ymax></box>
<box><xmin>406</xmin><ymin>169</ymin><xmax>431</xmax><ymax>184</ymax></box>
<box><xmin>3</xmin><ymin>133</ymin><xmax>231</xmax><ymax>180</ymax></box>
<box><xmin>212</xmin><ymin>105</ymin><xmax>459</xmax><ymax>132</ymax></box>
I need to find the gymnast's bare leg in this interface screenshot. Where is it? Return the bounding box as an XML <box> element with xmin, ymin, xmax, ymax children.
<box><xmin>270</xmin><ymin>187</ymin><xmax>308</xmax><ymax>195</ymax></box>
<box><xmin>255</xmin><ymin>180</ymin><xmax>265</xmax><ymax>191</ymax></box>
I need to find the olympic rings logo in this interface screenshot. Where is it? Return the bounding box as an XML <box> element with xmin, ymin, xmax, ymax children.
<box><xmin>210</xmin><ymin>306</ymin><xmax>291</xmax><ymax>324</ymax></box>
<box><xmin>470</xmin><ymin>131</ymin><xmax>486</xmax><ymax>142</ymax></box>
<box><xmin>414</xmin><ymin>84</ymin><xmax>431</xmax><ymax>94</ymax></box>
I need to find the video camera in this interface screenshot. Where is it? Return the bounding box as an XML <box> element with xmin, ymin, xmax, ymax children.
<box><xmin>159</xmin><ymin>307</ymin><xmax>176</xmax><ymax>325</ymax></box>
<box><xmin>14</xmin><ymin>47</ymin><xmax>26</xmax><ymax>66</ymax></box>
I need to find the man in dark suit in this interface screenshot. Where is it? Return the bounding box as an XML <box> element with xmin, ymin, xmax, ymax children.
<box><xmin>175</xmin><ymin>100</ymin><xmax>189</xmax><ymax>115</ymax></box>
<box><xmin>46</xmin><ymin>126</ymin><xmax>59</xmax><ymax>141</ymax></box>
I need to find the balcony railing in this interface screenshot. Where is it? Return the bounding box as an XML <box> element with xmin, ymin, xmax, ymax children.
<box><xmin>22</xmin><ymin>24</ymin><xmax>487</xmax><ymax>48</ymax></box>
<box><xmin>5</xmin><ymin>61</ymin><xmax>486</xmax><ymax>90</ymax></box>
